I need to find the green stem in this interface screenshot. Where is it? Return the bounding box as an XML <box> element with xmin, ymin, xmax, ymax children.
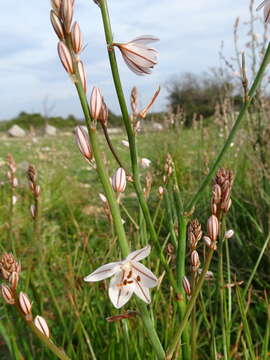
<box><xmin>166</xmin><ymin>249</ymin><xmax>214</xmax><ymax>360</ymax></box>
<box><xmin>186</xmin><ymin>41</ymin><xmax>270</xmax><ymax>212</ymax></box>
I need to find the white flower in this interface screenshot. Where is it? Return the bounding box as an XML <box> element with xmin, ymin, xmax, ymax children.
<box><xmin>140</xmin><ymin>158</ymin><xmax>151</xmax><ymax>168</ymax></box>
<box><xmin>113</xmin><ymin>35</ymin><xmax>159</xmax><ymax>76</ymax></box>
<box><xmin>84</xmin><ymin>245</ymin><xmax>158</xmax><ymax>308</ymax></box>
<box><xmin>256</xmin><ymin>0</ymin><xmax>270</xmax><ymax>23</ymax></box>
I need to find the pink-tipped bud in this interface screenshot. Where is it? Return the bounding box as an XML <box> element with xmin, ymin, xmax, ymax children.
<box><xmin>19</xmin><ymin>292</ymin><xmax>32</xmax><ymax>318</ymax></box>
<box><xmin>77</xmin><ymin>61</ymin><xmax>87</xmax><ymax>93</ymax></box>
<box><xmin>158</xmin><ymin>186</ymin><xmax>164</xmax><ymax>197</ymax></box>
<box><xmin>224</xmin><ymin>229</ymin><xmax>234</xmax><ymax>239</ymax></box>
<box><xmin>203</xmin><ymin>236</ymin><xmax>212</xmax><ymax>248</ymax></box>
<box><xmin>212</xmin><ymin>184</ymin><xmax>222</xmax><ymax>204</ymax></box>
<box><xmin>1</xmin><ymin>285</ymin><xmax>15</xmax><ymax>305</ymax></box>
<box><xmin>182</xmin><ymin>276</ymin><xmax>191</xmax><ymax>296</ymax></box>
<box><xmin>60</xmin><ymin>0</ymin><xmax>73</xmax><ymax>33</ymax></box>
<box><xmin>57</xmin><ymin>41</ymin><xmax>74</xmax><ymax>74</ymax></box>
<box><xmin>90</xmin><ymin>87</ymin><xmax>103</xmax><ymax>120</ymax></box>
<box><xmin>207</xmin><ymin>215</ymin><xmax>219</xmax><ymax>242</ymax></box>
<box><xmin>98</xmin><ymin>101</ymin><xmax>109</xmax><ymax>126</ymax></box>
<box><xmin>111</xmin><ymin>168</ymin><xmax>126</xmax><ymax>193</ymax></box>
<box><xmin>50</xmin><ymin>10</ymin><xmax>65</xmax><ymax>40</ymax></box>
<box><xmin>9</xmin><ymin>271</ymin><xmax>19</xmax><ymax>290</ymax></box>
<box><xmin>191</xmin><ymin>250</ymin><xmax>200</xmax><ymax>271</ymax></box>
<box><xmin>75</xmin><ymin>126</ymin><xmax>92</xmax><ymax>161</ymax></box>
<box><xmin>71</xmin><ymin>22</ymin><xmax>83</xmax><ymax>54</ymax></box>
<box><xmin>211</xmin><ymin>200</ymin><xmax>217</xmax><ymax>215</ymax></box>
<box><xmin>34</xmin><ymin>316</ymin><xmax>50</xmax><ymax>338</ymax></box>
<box><xmin>51</xmin><ymin>0</ymin><xmax>61</xmax><ymax>13</ymax></box>
<box><xmin>30</xmin><ymin>204</ymin><xmax>36</xmax><ymax>219</ymax></box>
<box><xmin>223</xmin><ymin>198</ymin><xmax>232</xmax><ymax>213</ymax></box>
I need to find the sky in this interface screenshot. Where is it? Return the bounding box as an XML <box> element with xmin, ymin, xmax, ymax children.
<box><xmin>0</xmin><ymin>0</ymin><xmax>265</xmax><ymax>120</ymax></box>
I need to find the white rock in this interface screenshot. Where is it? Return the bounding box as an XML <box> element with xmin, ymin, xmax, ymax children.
<box><xmin>45</xmin><ymin>124</ymin><xmax>57</xmax><ymax>136</ymax></box>
<box><xmin>8</xmin><ymin>125</ymin><xmax>26</xmax><ymax>137</ymax></box>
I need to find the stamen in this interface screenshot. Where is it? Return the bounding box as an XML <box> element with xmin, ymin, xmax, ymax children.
<box><xmin>127</xmin><ymin>270</ymin><xmax>132</xmax><ymax>278</ymax></box>
<box><xmin>137</xmin><ymin>275</ymin><xmax>141</xmax><ymax>282</ymax></box>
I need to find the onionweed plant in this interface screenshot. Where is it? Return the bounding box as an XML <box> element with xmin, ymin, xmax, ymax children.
<box><xmin>0</xmin><ymin>0</ymin><xmax>270</xmax><ymax>359</ymax></box>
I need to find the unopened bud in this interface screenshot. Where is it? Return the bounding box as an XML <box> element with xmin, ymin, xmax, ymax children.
<box><xmin>51</xmin><ymin>0</ymin><xmax>61</xmax><ymax>13</ymax></box>
<box><xmin>12</xmin><ymin>195</ymin><xmax>17</xmax><ymax>206</ymax></box>
<box><xmin>158</xmin><ymin>186</ymin><xmax>164</xmax><ymax>197</ymax></box>
<box><xmin>223</xmin><ymin>198</ymin><xmax>232</xmax><ymax>213</ymax></box>
<box><xmin>98</xmin><ymin>101</ymin><xmax>109</xmax><ymax>126</ymax></box>
<box><xmin>30</xmin><ymin>204</ymin><xmax>36</xmax><ymax>219</ymax></box>
<box><xmin>203</xmin><ymin>236</ymin><xmax>212</xmax><ymax>248</ymax></box>
<box><xmin>50</xmin><ymin>10</ymin><xmax>65</xmax><ymax>40</ymax></box>
<box><xmin>71</xmin><ymin>22</ymin><xmax>83</xmax><ymax>54</ymax></box>
<box><xmin>9</xmin><ymin>272</ymin><xmax>19</xmax><ymax>290</ymax></box>
<box><xmin>75</xmin><ymin>126</ymin><xmax>92</xmax><ymax>161</ymax></box>
<box><xmin>19</xmin><ymin>292</ymin><xmax>32</xmax><ymax>318</ymax></box>
<box><xmin>191</xmin><ymin>250</ymin><xmax>200</xmax><ymax>271</ymax></box>
<box><xmin>12</xmin><ymin>178</ymin><xmax>18</xmax><ymax>188</ymax></box>
<box><xmin>60</xmin><ymin>0</ymin><xmax>73</xmax><ymax>33</ymax></box>
<box><xmin>77</xmin><ymin>61</ymin><xmax>87</xmax><ymax>93</ymax></box>
<box><xmin>111</xmin><ymin>168</ymin><xmax>126</xmax><ymax>193</ymax></box>
<box><xmin>34</xmin><ymin>316</ymin><xmax>50</xmax><ymax>338</ymax></box>
<box><xmin>90</xmin><ymin>87</ymin><xmax>103</xmax><ymax>120</ymax></box>
<box><xmin>99</xmin><ymin>193</ymin><xmax>107</xmax><ymax>204</ymax></box>
<box><xmin>207</xmin><ymin>215</ymin><xmax>219</xmax><ymax>242</ymax></box>
<box><xmin>57</xmin><ymin>41</ymin><xmax>74</xmax><ymax>74</ymax></box>
<box><xmin>35</xmin><ymin>185</ymin><xmax>41</xmax><ymax>197</ymax></box>
<box><xmin>140</xmin><ymin>158</ymin><xmax>151</xmax><ymax>169</ymax></box>
<box><xmin>121</xmin><ymin>140</ymin><xmax>129</xmax><ymax>148</ymax></box>
<box><xmin>182</xmin><ymin>276</ymin><xmax>191</xmax><ymax>296</ymax></box>
<box><xmin>224</xmin><ymin>229</ymin><xmax>234</xmax><ymax>239</ymax></box>
<box><xmin>1</xmin><ymin>285</ymin><xmax>15</xmax><ymax>305</ymax></box>
<box><xmin>211</xmin><ymin>200</ymin><xmax>217</xmax><ymax>215</ymax></box>
<box><xmin>212</xmin><ymin>184</ymin><xmax>221</xmax><ymax>204</ymax></box>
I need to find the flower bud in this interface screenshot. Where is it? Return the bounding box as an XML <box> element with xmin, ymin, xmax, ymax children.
<box><xmin>9</xmin><ymin>271</ymin><xmax>19</xmax><ymax>290</ymax></box>
<box><xmin>57</xmin><ymin>41</ymin><xmax>74</xmax><ymax>74</ymax></box>
<box><xmin>71</xmin><ymin>22</ymin><xmax>83</xmax><ymax>54</ymax></box>
<box><xmin>111</xmin><ymin>168</ymin><xmax>126</xmax><ymax>193</ymax></box>
<box><xmin>77</xmin><ymin>61</ymin><xmax>87</xmax><ymax>93</ymax></box>
<box><xmin>182</xmin><ymin>276</ymin><xmax>191</xmax><ymax>296</ymax></box>
<box><xmin>224</xmin><ymin>229</ymin><xmax>234</xmax><ymax>239</ymax></box>
<box><xmin>1</xmin><ymin>285</ymin><xmax>15</xmax><ymax>305</ymax></box>
<box><xmin>51</xmin><ymin>0</ymin><xmax>61</xmax><ymax>14</ymax></box>
<box><xmin>12</xmin><ymin>195</ymin><xmax>17</xmax><ymax>206</ymax></box>
<box><xmin>90</xmin><ymin>87</ymin><xmax>102</xmax><ymax>121</ymax></box>
<box><xmin>203</xmin><ymin>236</ymin><xmax>212</xmax><ymax>248</ymax></box>
<box><xmin>207</xmin><ymin>215</ymin><xmax>219</xmax><ymax>242</ymax></box>
<box><xmin>191</xmin><ymin>250</ymin><xmax>200</xmax><ymax>271</ymax></box>
<box><xmin>158</xmin><ymin>186</ymin><xmax>164</xmax><ymax>197</ymax></box>
<box><xmin>212</xmin><ymin>184</ymin><xmax>221</xmax><ymax>204</ymax></box>
<box><xmin>50</xmin><ymin>10</ymin><xmax>65</xmax><ymax>40</ymax></box>
<box><xmin>121</xmin><ymin>140</ymin><xmax>129</xmax><ymax>148</ymax></box>
<box><xmin>30</xmin><ymin>204</ymin><xmax>36</xmax><ymax>219</ymax></box>
<box><xmin>99</xmin><ymin>193</ymin><xmax>107</xmax><ymax>204</ymax></box>
<box><xmin>12</xmin><ymin>178</ymin><xmax>18</xmax><ymax>188</ymax></box>
<box><xmin>19</xmin><ymin>292</ymin><xmax>32</xmax><ymax>319</ymax></box>
<box><xmin>98</xmin><ymin>101</ymin><xmax>109</xmax><ymax>126</ymax></box>
<box><xmin>223</xmin><ymin>198</ymin><xmax>232</xmax><ymax>213</ymax></box>
<box><xmin>34</xmin><ymin>316</ymin><xmax>50</xmax><ymax>338</ymax></box>
<box><xmin>60</xmin><ymin>0</ymin><xmax>73</xmax><ymax>33</ymax></box>
<box><xmin>140</xmin><ymin>158</ymin><xmax>151</xmax><ymax>169</ymax></box>
<box><xmin>75</xmin><ymin>126</ymin><xmax>92</xmax><ymax>161</ymax></box>
<box><xmin>35</xmin><ymin>185</ymin><xmax>41</xmax><ymax>197</ymax></box>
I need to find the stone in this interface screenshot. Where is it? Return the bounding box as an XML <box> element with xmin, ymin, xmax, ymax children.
<box><xmin>45</xmin><ymin>124</ymin><xmax>57</xmax><ymax>136</ymax></box>
<box><xmin>8</xmin><ymin>125</ymin><xmax>26</xmax><ymax>137</ymax></box>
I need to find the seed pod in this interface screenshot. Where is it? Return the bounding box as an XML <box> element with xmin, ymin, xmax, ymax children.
<box><xmin>19</xmin><ymin>292</ymin><xmax>32</xmax><ymax>318</ymax></box>
<box><xmin>1</xmin><ymin>285</ymin><xmax>15</xmax><ymax>305</ymax></box>
<box><xmin>77</xmin><ymin>61</ymin><xmax>87</xmax><ymax>93</ymax></box>
<box><xmin>50</xmin><ymin>10</ymin><xmax>65</xmax><ymax>40</ymax></box>
<box><xmin>34</xmin><ymin>316</ymin><xmax>50</xmax><ymax>338</ymax></box>
<box><xmin>57</xmin><ymin>41</ymin><xmax>74</xmax><ymax>74</ymax></box>
<box><xmin>207</xmin><ymin>215</ymin><xmax>219</xmax><ymax>242</ymax></box>
<box><xmin>111</xmin><ymin>168</ymin><xmax>126</xmax><ymax>193</ymax></box>
<box><xmin>71</xmin><ymin>22</ymin><xmax>83</xmax><ymax>54</ymax></box>
<box><xmin>75</xmin><ymin>126</ymin><xmax>92</xmax><ymax>161</ymax></box>
<box><xmin>90</xmin><ymin>87</ymin><xmax>102</xmax><ymax>121</ymax></box>
<box><xmin>182</xmin><ymin>276</ymin><xmax>191</xmax><ymax>296</ymax></box>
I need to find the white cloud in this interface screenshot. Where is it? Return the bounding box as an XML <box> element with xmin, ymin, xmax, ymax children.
<box><xmin>0</xmin><ymin>0</ymin><xmax>263</xmax><ymax>120</ymax></box>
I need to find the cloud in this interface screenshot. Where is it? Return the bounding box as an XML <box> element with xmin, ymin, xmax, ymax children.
<box><xmin>0</xmin><ymin>0</ymin><xmax>260</xmax><ymax>120</ymax></box>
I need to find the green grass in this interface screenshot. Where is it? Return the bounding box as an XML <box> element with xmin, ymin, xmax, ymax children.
<box><xmin>0</xmin><ymin>125</ymin><xmax>269</xmax><ymax>359</ymax></box>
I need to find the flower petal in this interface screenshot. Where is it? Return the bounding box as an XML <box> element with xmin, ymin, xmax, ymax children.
<box><xmin>126</xmin><ymin>245</ymin><xmax>151</xmax><ymax>262</ymax></box>
<box><xmin>132</xmin><ymin>261</ymin><xmax>158</xmax><ymax>288</ymax></box>
<box><xmin>121</xmin><ymin>53</ymin><xmax>149</xmax><ymax>75</ymax></box>
<box><xmin>109</xmin><ymin>273</ymin><xmax>134</xmax><ymax>308</ymax></box>
<box><xmin>123</xmin><ymin>44</ymin><xmax>157</xmax><ymax>66</ymax></box>
<box><xmin>264</xmin><ymin>2</ymin><xmax>270</xmax><ymax>22</ymax></box>
<box><xmin>130</xmin><ymin>35</ymin><xmax>160</xmax><ymax>45</ymax></box>
<box><xmin>84</xmin><ymin>262</ymin><xmax>120</xmax><ymax>282</ymax></box>
<box><xmin>133</xmin><ymin>280</ymin><xmax>151</xmax><ymax>304</ymax></box>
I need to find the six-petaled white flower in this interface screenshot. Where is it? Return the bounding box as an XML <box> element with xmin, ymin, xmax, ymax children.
<box><xmin>257</xmin><ymin>0</ymin><xmax>270</xmax><ymax>23</ymax></box>
<box><xmin>112</xmin><ymin>35</ymin><xmax>159</xmax><ymax>76</ymax></box>
<box><xmin>84</xmin><ymin>245</ymin><xmax>158</xmax><ymax>308</ymax></box>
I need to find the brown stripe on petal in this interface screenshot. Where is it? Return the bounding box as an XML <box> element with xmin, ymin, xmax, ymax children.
<box><xmin>135</xmin><ymin>280</ymin><xmax>150</xmax><ymax>303</ymax></box>
<box><xmin>130</xmin><ymin>248</ymin><xmax>146</xmax><ymax>261</ymax></box>
<box><xmin>132</xmin><ymin>265</ymin><xmax>156</xmax><ymax>282</ymax></box>
<box><xmin>121</xmin><ymin>45</ymin><xmax>157</xmax><ymax>65</ymax></box>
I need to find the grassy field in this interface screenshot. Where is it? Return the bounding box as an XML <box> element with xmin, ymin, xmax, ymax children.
<box><xmin>0</xmin><ymin>124</ymin><xmax>269</xmax><ymax>359</ymax></box>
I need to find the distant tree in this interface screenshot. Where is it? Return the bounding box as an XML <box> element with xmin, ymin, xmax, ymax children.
<box><xmin>167</xmin><ymin>70</ymin><xmax>242</xmax><ymax>126</ymax></box>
